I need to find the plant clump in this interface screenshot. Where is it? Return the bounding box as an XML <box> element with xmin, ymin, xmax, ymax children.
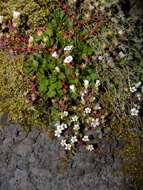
<box><xmin>0</xmin><ymin>3</ymin><xmax>143</xmax><ymax>185</ymax></box>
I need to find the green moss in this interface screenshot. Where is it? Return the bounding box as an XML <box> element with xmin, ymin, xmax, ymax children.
<box><xmin>0</xmin><ymin>0</ymin><xmax>65</xmax><ymax>32</ymax></box>
<box><xmin>121</xmin><ymin>139</ymin><xmax>143</xmax><ymax>190</ymax></box>
<box><xmin>0</xmin><ymin>51</ymin><xmax>50</xmax><ymax>128</ymax></box>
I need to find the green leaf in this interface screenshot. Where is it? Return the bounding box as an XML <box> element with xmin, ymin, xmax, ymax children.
<box><xmin>38</xmin><ymin>78</ymin><xmax>49</xmax><ymax>93</ymax></box>
<box><xmin>90</xmin><ymin>73</ymin><xmax>97</xmax><ymax>81</ymax></box>
<box><xmin>58</xmin><ymin>72</ymin><xmax>65</xmax><ymax>80</ymax></box>
<box><xmin>32</xmin><ymin>60</ymin><xmax>39</xmax><ymax>71</ymax></box>
<box><xmin>47</xmin><ymin>87</ymin><xmax>56</xmax><ymax>98</ymax></box>
<box><xmin>46</xmin><ymin>25</ymin><xmax>53</xmax><ymax>37</ymax></box>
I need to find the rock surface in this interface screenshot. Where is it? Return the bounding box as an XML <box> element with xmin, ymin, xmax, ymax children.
<box><xmin>0</xmin><ymin>122</ymin><xmax>129</xmax><ymax>190</ymax></box>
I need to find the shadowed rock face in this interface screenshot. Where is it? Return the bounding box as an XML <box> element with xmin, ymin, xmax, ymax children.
<box><xmin>0</xmin><ymin>123</ymin><xmax>128</xmax><ymax>190</ymax></box>
<box><xmin>119</xmin><ymin>0</ymin><xmax>143</xmax><ymax>16</ymax></box>
<box><xmin>77</xmin><ymin>0</ymin><xmax>143</xmax><ymax>16</ymax></box>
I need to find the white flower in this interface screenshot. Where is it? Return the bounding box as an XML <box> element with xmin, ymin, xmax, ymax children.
<box><xmin>85</xmin><ymin>107</ymin><xmax>91</xmax><ymax>114</ymax></box>
<box><xmin>51</xmin><ymin>51</ymin><xmax>58</xmax><ymax>58</ymax></box>
<box><xmin>71</xmin><ymin>115</ymin><xmax>78</xmax><ymax>122</ymax></box>
<box><xmin>119</xmin><ymin>51</ymin><xmax>125</xmax><ymax>58</ymax></box>
<box><xmin>56</xmin><ymin>125</ymin><xmax>64</xmax><ymax>131</ymax></box>
<box><xmin>130</xmin><ymin>86</ymin><xmax>137</xmax><ymax>93</ymax></box>
<box><xmin>136</xmin><ymin>93</ymin><xmax>141</xmax><ymax>100</ymax></box>
<box><xmin>60</xmin><ymin>112</ymin><xmax>68</xmax><ymax>119</ymax></box>
<box><xmin>92</xmin><ymin>97</ymin><xmax>95</xmax><ymax>101</ymax></box>
<box><xmin>95</xmin><ymin>80</ymin><xmax>101</xmax><ymax>87</ymax></box>
<box><xmin>89</xmin><ymin>4</ymin><xmax>94</xmax><ymax>11</ymax></box>
<box><xmin>84</xmin><ymin>80</ymin><xmax>89</xmax><ymax>88</ymax></box>
<box><xmin>86</xmin><ymin>145</ymin><xmax>94</xmax><ymax>151</ymax></box>
<box><xmin>56</xmin><ymin>124</ymin><xmax>65</xmax><ymax>131</ymax></box>
<box><xmin>55</xmin><ymin>66</ymin><xmax>60</xmax><ymax>72</ymax></box>
<box><xmin>63</xmin><ymin>111</ymin><xmax>68</xmax><ymax>117</ymax></box>
<box><xmin>60</xmin><ymin>139</ymin><xmax>67</xmax><ymax>147</ymax></box>
<box><xmin>131</xmin><ymin>108</ymin><xmax>139</xmax><ymax>116</ymax></box>
<box><xmin>55</xmin><ymin>130</ymin><xmax>62</xmax><ymax>138</ymax></box>
<box><xmin>28</xmin><ymin>36</ymin><xmax>34</xmax><ymax>44</ymax></box>
<box><xmin>13</xmin><ymin>11</ymin><xmax>20</xmax><ymax>19</ymax></box>
<box><xmin>91</xmin><ymin>118</ymin><xmax>100</xmax><ymax>128</ymax></box>
<box><xmin>64</xmin><ymin>45</ymin><xmax>73</xmax><ymax>51</ymax></box>
<box><xmin>0</xmin><ymin>16</ymin><xmax>4</xmax><ymax>24</ymax></box>
<box><xmin>82</xmin><ymin>135</ymin><xmax>89</xmax><ymax>142</ymax></box>
<box><xmin>84</xmin><ymin>89</ymin><xmax>88</xmax><ymax>94</ymax></box>
<box><xmin>64</xmin><ymin>55</ymin><xmax>73</xmax><ymax>63</ymax></box>
<box><xmin>94</xmin><ymin>104</ymin><xmax>101</xmax><ymax>110</ymax></box>
<box><xmin>118</xmin><ymin>30</ymin><xmax>124</xmax><ymax>35</ymax></box>
<box><xmin>55</xmin><ymin>123</ymin><xmax>67</xmax><ymax>137</ymax></box>
<box><xmin>65</xmin><ymin>143</ymin><xmax>72</xmax><ymax>150</ymax></box>
<box><xmin>98</xmin><ymin>55</ymin><xmax>103</xmax><ymax>61</ymax></box>
<box><xmin>61</xmin><ymin>123</ymin><xmax>68</xmax><ymax>129</ymax></box>
<box><xmin>73</xmin><ymin>124</ymin><xmax>80</xmax><ymax>131</ymax></box>
<box><xmin>70</xmin><ymin>84</ymin><xmax>75</xmax><ymax>92</ymax></box>
<box><xmin>71</xmin><ymin>136</ymin><xmax>78</xmax><ymax>144</ymax></box>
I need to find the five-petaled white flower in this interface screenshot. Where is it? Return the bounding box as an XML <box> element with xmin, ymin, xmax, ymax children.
<box><xmin>65</xmin><ymin>143</ymin><xmax>72</xmax><ymax>150</ymax></box>
<box><xmin>131</xmin><ymin>108</ymin><xmax>139</xmax><ymax>116</ymax></box>
<box><xmin>56</xmin><ymin>124</ymin><xmax>64</xmax><ymax>131</ymax></box>
<box><xmin>64</xmin><ymin>55</ymin><xmax>73</xmax><ymax>63</ymax></box>
<box><xmin>55</xmin><ymin>130</ymin><xmax>62</xmax><ymax>138</ymax></box>
<box><xmin>51</xmin><ymin>51</ymin><xmax>58</xmax><ymax>58</ymax></box>
<box><xmin>13</xmin><ymin>11</ymin><xmax>20</xmax><ymax>19</ymax></box>
<box><xmin>71</xmin><ymin>115</ymin><xmax>78</xmax><ymax>122</ymax></box>
<box><xmin>60</xmin><ymin>139</ymin><xmax>67</xmax><ymax>147</ymax></box>
<box><xmin>71</xmin><ymin>136</ymin><xmax>78</xmax><ymax>144</ymax></box>
<box><xmin>73</xmin><ymin>124</ymin><xmax>80</xmax><ymax>131</ymax></box>
<box><xmin>85</xmin><ymin>107</ymin><xmax>91</xmax><ymax>114</ymax></box>
<box><xmin>91</xmin><ymin>118</ymin><xmax>100</xmax><ymax>128</ymax></box>
<box><xmin>130</xmin><ymin>86</ymin><xmax>137</xmax><ymax>93</ymax></box>
<box><xmin>82</xmin><ymin>135</ymin><xmax>89</xmax><ymax>142</ymax></box>
<box><xmin>86</xmin><ymin>144</ymin><xmax>94</xmax><ymax>151</ymax></box>
<box><xmin>63</xmin><ymin>111</ymin><xmax>68</xmax><ymax>117</ymax></box>
<box><xmin>0</xmin><ymin>16</ymin><xmax>4</xmax><ymax>24</ymax></box>
<box><xmin>64</xmin><ymin>45</ymin><xmax>73</xmax><ymax>51</ymax></box>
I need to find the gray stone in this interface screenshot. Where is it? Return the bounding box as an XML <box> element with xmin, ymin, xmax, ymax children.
<box><xmin>0</xmin><ymin>125</ymin><xmax>128</xmax><ymax>190</ymax></box>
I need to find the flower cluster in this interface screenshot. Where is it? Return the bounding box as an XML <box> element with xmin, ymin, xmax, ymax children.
<box><xmin>49</xmin><ymin>47</ymin><xmax>106</xmax><ymax>152</ymax></box>
<box><xmin>54</xmin><ymin>105</ymin><xmax>105</xmax><ymax>152</ymax></box>
<box><xmin>129</xmin><ymin>82</ymin><xmax>143</xmax><ymax>117</ymax></box>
